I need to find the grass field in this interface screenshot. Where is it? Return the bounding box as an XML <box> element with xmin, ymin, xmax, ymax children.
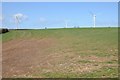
<box><xmin>2</xmin><ymin>28</ymin><xmax>118</xmax><ymax>78</ymax></box>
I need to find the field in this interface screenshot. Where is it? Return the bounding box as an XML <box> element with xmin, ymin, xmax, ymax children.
<box><xmin>2</xmin><ymin>28</ymin><xmax>118</xmax><ymax>78</ymax></box>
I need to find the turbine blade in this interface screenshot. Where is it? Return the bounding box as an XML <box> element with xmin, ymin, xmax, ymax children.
<box><xmin>16</xmin><ymin>16</ymin><xmax>20</xmax><ymax>23</ymax></box>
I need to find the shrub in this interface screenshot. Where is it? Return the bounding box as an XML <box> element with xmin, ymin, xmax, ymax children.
<box><xmin>0</xmin><ymin>28</ymin><xmax>9</xmax><ymax>34</ymax></box>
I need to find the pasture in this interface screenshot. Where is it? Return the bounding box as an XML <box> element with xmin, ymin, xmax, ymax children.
<box><xmin>2</xmin><ymin>28</ymin><xmax>118</xmax><ymax>78</ymax></box>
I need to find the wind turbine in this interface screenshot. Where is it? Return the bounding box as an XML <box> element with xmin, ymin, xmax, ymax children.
<box><xmin>64</xmin><ymin>20</ymin><xmax>68</xmax><ymax>28</ymax></box>
<box><xmin>14</xmin><ymin>13</ymin><xmax>26</xmax><ymax>29</ymax></box>
<box><xmin>65</xmin><ymin>21</ymin><xmax>68</xmax><ymax>28</ymax></box>
<box><xmin>90</xmin><ymin>12</ymin><xmax>96</xmax><ymax>28</ymax></box>
<box><xmin>15</xmin><ymin>16</ymin><xmax>20</xmax><ymax>29</ymax></box>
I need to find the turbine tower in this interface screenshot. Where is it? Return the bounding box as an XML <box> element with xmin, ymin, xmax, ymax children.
<box><xmin>65</xmin><ymin>20</ymin><xmax>68</xmax><ymax>28</ymax></box>
<box><xmin>93</xmin><ymin>14</ymin><xmax>96</xmax><ymax>28</ymax></box>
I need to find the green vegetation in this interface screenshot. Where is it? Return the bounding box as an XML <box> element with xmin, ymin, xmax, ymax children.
<box><xmin>79</xmin><ymin>67</ymin><xmax>118</xmax><ymax>78</ymax></box>
<box><xmin>2</xmin><ymin>28</ymin><xmax>118</xmax><ymax>78</ymax></box>
<box><xmin>2</xmin><ymin>28</ymin><xmax>118</xmax><ymax>43</ymax></box>
<box><xmin>32</xmin><ymin>67</ymin><xmax>118</xmax><ymax>78</ymax></box>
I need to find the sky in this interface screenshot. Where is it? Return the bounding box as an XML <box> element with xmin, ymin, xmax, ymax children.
<box><xmin>2</xmin><ymin>0</ymin><xmax>120</xmax><ymax>2</ymax></box>
<box><xmin>2</xmin><ymin>2</ymin><xmax>118</xmax><ymax>29</ymax></box>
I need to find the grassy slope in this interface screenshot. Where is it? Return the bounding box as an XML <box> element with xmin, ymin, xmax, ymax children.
<box><xmin>2</xmin><ymin>28</ymin><xmax>118</xmax><ymax>78</ymax></box>
<box><xmin>2</xmin><ymin>28</ymin><xmax>118</xmax><ymax>51</ymax></box>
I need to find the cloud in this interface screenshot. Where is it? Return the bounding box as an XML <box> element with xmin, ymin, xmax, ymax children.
<box><xmin>14</xmin><ymin>13</ymin><xmax>24</xmax><ymax>18</ymax></box>
<box><xmin>13</xmin><ymin>13</ymin><xmax>28</xmax><ymax>22</ymax></box>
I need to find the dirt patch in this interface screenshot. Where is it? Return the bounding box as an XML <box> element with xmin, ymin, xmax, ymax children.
<box><xmin>2</xmin><ymin>38</ymin><xmax>57</xmax><ymax>77</ymax></box>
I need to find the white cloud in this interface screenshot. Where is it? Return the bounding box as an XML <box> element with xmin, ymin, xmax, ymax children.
<box><xmin>13</xmin><ymin>13</ymin><xmax>28</xmax><ymax>22</ymax></box>
<box><xmin>14</xmin><ymin>13</ymin><xmax>24</xmax><ymax>18</ymax></box>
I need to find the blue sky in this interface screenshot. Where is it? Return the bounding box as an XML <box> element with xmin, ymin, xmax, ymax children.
<box><xmin>2</xmin><ymin>2</ymin><xmax>118</xmax><ymax>29</ymax></box>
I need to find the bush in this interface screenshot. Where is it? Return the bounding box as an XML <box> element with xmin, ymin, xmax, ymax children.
<box><xmin>0</xmin><ymin>28</ymin><xmax>9</xmax><ymax>34</ymax></box>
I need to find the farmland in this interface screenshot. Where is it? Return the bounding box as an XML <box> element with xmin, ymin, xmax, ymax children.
<box><xmin>2</xmin><ymin>28</ymin><xmax>118</xmax><ymax>78</ymax></box>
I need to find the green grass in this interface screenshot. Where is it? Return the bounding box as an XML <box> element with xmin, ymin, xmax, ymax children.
<box><xmin>32</xmin><ymin>67</ymin><xmax>118</xmax><ymax>78</ymax></box>
<box><xmin>2</xmin><ymin>27</ymin><xmax>118</xmax><ymax>78</ymax></box>
<box><xmin>2</xmin><ymin>28</ymin><xmax>118</xmax><ymax>43</ymax></box>
<box><xmin>79</xmin><ymin>67</ymin><xmax>118</xmax><ymax>78</ymax></box>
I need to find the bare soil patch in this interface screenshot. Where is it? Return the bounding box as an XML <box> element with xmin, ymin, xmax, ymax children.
<box><xmin>2</xmin><ymin>38</ymin><xmax>57</xmax><ymax>77</ymax></box>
